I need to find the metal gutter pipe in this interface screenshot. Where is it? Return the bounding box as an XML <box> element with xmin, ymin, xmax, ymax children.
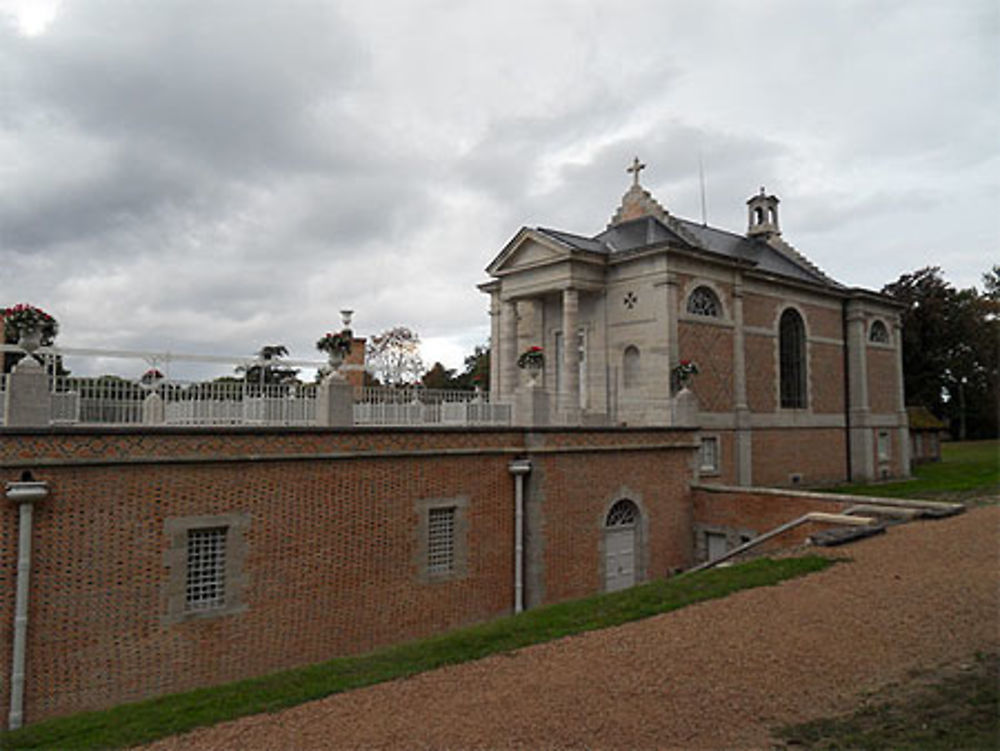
<box><xmin>5</xmin><ymin>479</ymin><xmax>48</xmax><ymax>731</ymax></box>
<box><xmin>508</xmin><ymin>459</ymin><xmax>531</xmax><ymax>614</ymax></box>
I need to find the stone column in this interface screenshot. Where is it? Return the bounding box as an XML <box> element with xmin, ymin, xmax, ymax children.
<box><xmin>893</xmin><ymin>317</ymin><xmax>911</xmax><ymax>476</ymax></box>
<box><xmin>3</xmin><ymin>357</ymin><xmax>51</xmax><ymax>427</ymax></box>
<box><xmin>665</xmin><ymin>273</ymin><xmax>680</xmax><ymax>376</ymax></box>
<box><xmin>846</xmin><ymin>301</ymin><xmax>874</xmax><ymax>481</ymax></box>
<box><xmin>732</xmin><ymin>282</ymin><xmax>753</xmax><ymax>486</ymax></box>
<box><xmin>315</xmin><ymin>375</ymin><xmax>354</xmax><ymax>427</ymax></box>
<box><xmin>489</xmin><ymin>292</ymin><xmax>501</xmax><ymax>396</ymax></box>
<box><xmin>560</xmin><ymin>288</ymin><xmax>580</xmax><ymax>422</ymax></box>
<box><xmin>499</xmin><ymin>299</ymin><xmax>519</xmax><ymax>399</ymax></box>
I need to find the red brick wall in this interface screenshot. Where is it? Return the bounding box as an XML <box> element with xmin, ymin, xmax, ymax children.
<box><xmin>745</xmin><ymin>334</ymin><xmax>776</xmax><ymax>413</ymax></box>
<box><xmin>678</xmin><ymin>321</ymin><xmax>734</xmax><ymax>412</ymax></box>
<box><xmin>867</xmin><ymin>347</ymin><xmax>899</xmax><ymax>414</ymax></box>
<box><xmin>0</xmin><ymin>426</ymin><xmax>697</xmax><ymax>725</ymax></box>
<box><xmin>750</xmin><ymin>429</ymin><xmax>848</xmax><ymax>486</ymax></box>
<box><xmin>810</xmin><ymin>343</ymin><xmax>845</xmax><ymax>414</ymax></box>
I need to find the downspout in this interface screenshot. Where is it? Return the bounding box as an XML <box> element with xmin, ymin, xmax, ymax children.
<box><xmin>5</xmin><ymin>477</ymin><xmax>48</xmax><ymax>731</ymax></box>
<box><xmin>508</xmin><ymin>459</ymin><xmax>531</xmax><ymax>614</ymax></box>
<box><xmin>842</xmin><ymin>299</ymin><xmax>853</xmax><ymax>481</ymax></box>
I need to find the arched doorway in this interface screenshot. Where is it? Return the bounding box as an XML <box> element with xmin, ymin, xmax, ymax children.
<box><xmin>604</xmin><ymin>499</ymin><xmax>639</xmax><ymax>592</ymax></box>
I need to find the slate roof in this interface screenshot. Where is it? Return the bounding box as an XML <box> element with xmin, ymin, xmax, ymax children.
<box><xmin>530</xmin><ymin>213</ymin><xmax>839</xmax><ymax>288</ymax></box>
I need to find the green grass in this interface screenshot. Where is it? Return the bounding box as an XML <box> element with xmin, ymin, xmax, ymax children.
<box><xmin>776</xmin><ymin>652</ymin><xmax>999</xmax><ymax>750</ymax></box>
<box><xmin>2</xmin><ymin>555</ymin><xmax>834</xmax><ymax>750</ymax></box>
<box><xmin>820</xmin><ymin>439</ymin><xmax>999</xmax><ymax>502</ymax></box>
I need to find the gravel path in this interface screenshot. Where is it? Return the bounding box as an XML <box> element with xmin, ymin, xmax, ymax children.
<box><xmin>142</xmin><ymin>505</ymin><xmax>999</xmax><ymax>750</ymax></box>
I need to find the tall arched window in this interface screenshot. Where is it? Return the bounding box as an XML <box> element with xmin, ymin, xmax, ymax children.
<box><xmin>779</xmin><ymin>308</ymin><xmax>807</xmax><ymax>408</ymax></box>
<box><xmin>687</xmin><ymin>286</ymin><xmax>721</xmax><ymax>317</ymax></box>
<box><xmin>623</xmin><ymin>345</ymin><xmax>640</xmax><ymax>389</ymax></box>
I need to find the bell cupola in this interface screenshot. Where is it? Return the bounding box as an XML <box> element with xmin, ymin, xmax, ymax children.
<box><xmin>747</xmin><ymin>187</ymin><xmax>780</xmax><ymax>238</ymax></box>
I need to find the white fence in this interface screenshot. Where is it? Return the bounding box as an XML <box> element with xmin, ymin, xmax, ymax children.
<box><xmin>354</xmin><ymin>387</ymin><xmax>511</xmax><ymax>426</ymax></box>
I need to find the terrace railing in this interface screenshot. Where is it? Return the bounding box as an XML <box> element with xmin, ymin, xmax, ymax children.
<box><xmin>354</xmin><ymin>386</ymin><xmax>511</xmax><ymax>427</ymax></box>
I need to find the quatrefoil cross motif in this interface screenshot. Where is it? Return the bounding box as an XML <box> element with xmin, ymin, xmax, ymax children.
<box><xmin>623</xmin><ymin>291</ymin><xmax>638</xmax><ymax>310</ymax></box>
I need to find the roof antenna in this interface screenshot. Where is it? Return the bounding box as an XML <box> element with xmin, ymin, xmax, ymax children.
<box><xmin>698</xmin><ymin>152</ymin><xmax>708</xmax><ymax>226</ymax></box>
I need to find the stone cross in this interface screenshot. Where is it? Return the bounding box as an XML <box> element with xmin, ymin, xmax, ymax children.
<box><xmin>627</xmin><ymin>156</ymin><xmax>646</xmax><ymax>186</ymax></box>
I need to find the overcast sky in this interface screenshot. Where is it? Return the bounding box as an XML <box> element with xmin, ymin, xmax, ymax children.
<box><xmin>1</xmin><ymin>0</ymin><xmax>996</xmax><ymax>379</ymax></box>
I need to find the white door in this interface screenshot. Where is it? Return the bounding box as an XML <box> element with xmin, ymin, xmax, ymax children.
<box><xmin>605</xmin><ymin>527</ymin><xmax>636</xmax><ymax>592</ymax></box>
<box><xmin>706</xmin><ymin>532</ymin><xmax>728</xmax><ymax>561</ymax></box>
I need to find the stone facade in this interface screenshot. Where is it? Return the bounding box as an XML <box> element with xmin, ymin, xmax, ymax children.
<box><xmin>481</xmin><ymin>168</ymin><xmax>909</xmax><ymax>485</ymax></box>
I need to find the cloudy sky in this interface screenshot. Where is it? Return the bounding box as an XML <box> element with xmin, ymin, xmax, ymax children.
<box><xmin>1</xmin><ymin>0</ymin><xmax>996</xmax><ymax>379</ymax></box>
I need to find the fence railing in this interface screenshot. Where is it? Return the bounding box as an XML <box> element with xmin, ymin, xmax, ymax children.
<box><xmin>354</xmin><ymin>387</ymin><xmax>510</xmax><ymax>426</ymax></box>
<box><xmin>49</xmin><ymin>377</ymin><xmax>320</xmax><ymax>427</ymax></box>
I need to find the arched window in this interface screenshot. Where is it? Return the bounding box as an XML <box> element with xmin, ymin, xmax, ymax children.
<box><xmin>623</xmin><ymin>346</ymin><xmax>640</xmax><ymax>389</ymax></box>
<box><xmin>605</xmin><ymin>499</ymin><xmax>638</xmax><ymax>527</ymax></box>
<box><xmin>687</xmin><ymin>286</ymin><xmax>721</xmax><ymax>317</ymax></box>
<box><xmin>869</xmin><ymin>320</ymin><xmax>889</xmax><ymax>343</ymax></box>
<box><xmin>779</xmin><ymin>308</ymin><xmax>807</xmax><ymax>408</ymax></box>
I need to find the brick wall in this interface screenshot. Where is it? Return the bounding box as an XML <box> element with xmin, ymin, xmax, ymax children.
<box><xmin>867</xmin><ymin>347</ymin><xmax>899</xmax><ymax>414</ymax></box>
<box><xmin>0</xmin><ymin>425</ymin><xmax>697</xmax><ymax>725</ymax></box>
<box><xmin>750</xmin><ymin>428</ymin><xmax>848</xmax><ymax>486</ymax></box>
<box><xmin>678</xmin><ymin>321</ymin><xmax>735</xmax><ymax>412</ymax></box>
<box><xmin>692</xmin><ymin>486</ymin><xmax>854</xmax><ymax>559</ymax></box>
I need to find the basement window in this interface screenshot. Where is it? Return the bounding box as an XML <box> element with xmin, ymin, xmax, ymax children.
<box><xmin>878</xmin><ymin>430</ymin><xmax>891</xmax><ymax>462</ymax></box>
<box><xmin>185</xmin><ymin>527</ymin><xmax>227</xmax><ymax>612</ymax></box>
<box><xmin>427</xmin><ymin>506</ymin><xmax>456</xmax><ymax>575</ymax></box>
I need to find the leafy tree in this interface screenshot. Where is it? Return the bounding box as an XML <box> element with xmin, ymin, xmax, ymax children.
<box><xmin>421</xmin><ymin>362</ymin><xmax>459</xmax><ymax>389</ymax></box>
<box><xmin>454</xmin><ymin>344</ymin><xmax>490</xmax><ymax>391</ymax></box>
<box><xmin>882</xmin><ymin>266</ymin><xmax>998</xmax><ymax>439</ymax></box>
<box><xmin>235</xmin><ymin>344</ymin><xmax>300</xmax><ymax>391</ymax></box>
<box><xmin>366</xmin><ymin>327</ymin><xmax>424</xmax><ymax>386</ymax></box>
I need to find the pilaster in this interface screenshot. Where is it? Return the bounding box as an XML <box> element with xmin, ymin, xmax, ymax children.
<box><xmin>560</xmin><ymin>288</ymin><xmax>580</xmax><ymax>422</ymax></box>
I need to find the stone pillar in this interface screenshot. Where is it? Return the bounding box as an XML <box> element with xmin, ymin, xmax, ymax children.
<box><xmin>732</xmin><ymin>283</ymin><xmax>753</xmax><ymax>486</ymax></box>
<box><xmin>489</xmin><ymin>292</ymin><xmax>501</xmax><ymax>396</ymax></box>
<box><xmin>560</xmin><ymin>288</ymin><xmax>580</xmax><ymax>423</ymax></box>
<box><xmin>665</xmin><ymin>273</ymin><xmax>680</xmax><ymax>376</ymax></box>
<box><xmin>514</xmin><ymin>383</ymin><xmax>550</xmax><ymax>427</ymax></box>
<box><xmin>142</xmin><ymin>392</ymin><xmax>165</xmax><ymax>425</ymax></box>
<box><xmin>499</xmin><ymin>299</ymin><xmax>519</xmax><ymax>399</ymax></box>
<box><xmin>315</xmin><ymin>376</ymin><xmax>354</xmax><ymax>427</ymax></box>
<box><xmin>846</xmin><ymin>301</ymin><xmax>874</xmax><ymax>481</ymax></box>
<box><xmin>893</xmin><ymin>317</ymin><xmax>911</xmax><ymax>476</ymax></box>
<box><xmin>3</xmin><ymin>358</ymin><xmax>51</xmax><ymax>427</ymax></box>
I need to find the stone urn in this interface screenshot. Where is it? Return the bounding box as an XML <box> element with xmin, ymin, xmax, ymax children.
<box><xmin>524</xmin><ymin>362</ymin><xmax>543</xmax><ymax>387</ymax></box>
<box><xmin>17</xmin><ymin>327</ymin><xmax>42</xmax><ymax>354</ymax></box>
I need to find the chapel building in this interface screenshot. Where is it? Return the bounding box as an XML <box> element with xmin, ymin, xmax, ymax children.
<box><xmin>480</xmin><ymin>159</ymin><xmax>909</xmax><ymax>486</ymax></box>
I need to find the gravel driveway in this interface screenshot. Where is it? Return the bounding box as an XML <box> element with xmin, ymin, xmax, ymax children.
<box><xmin>142</xmin><ymin>504</ymin><xmax>999</xmax><ymax>750</ymax></box>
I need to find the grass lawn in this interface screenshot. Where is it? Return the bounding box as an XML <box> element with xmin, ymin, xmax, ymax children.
<box><xmin>820</xmin><ymin>439</ymin><xmax>999</xmax><ymax>503</ymax></box>
<box><xmin>775</xmin><ymin>652</ymin><xmax>999</xmax><ymax>750</ymax></box>
<box><xmin>1</xmin><ymin>555</ymin><xmax>834</xmax><ymax>751</ymax></box>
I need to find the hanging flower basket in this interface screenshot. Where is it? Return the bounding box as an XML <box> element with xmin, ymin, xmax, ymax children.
<box><xmin>140</xmin><ymin>368</ymin><xmax>165</xmax><ymax>391</ymax></box>
<box><xmin>2</xmin><ymin>303</ymin><xmax>58</xmax><ymax>347</ymax></box>
<box><xmin>517</xmin><ymin>346</ymin><xmax>544</xmax><ymax>370</ymax></box>
<box><xmin>672</xmin><ymin>359</ymin><xmax>699</xmax><ymax>387</ymax></box>
<box><xmin>317</xmin><ymin>329</ymin><xmax>353</xmax><ymax>368</ymax></box>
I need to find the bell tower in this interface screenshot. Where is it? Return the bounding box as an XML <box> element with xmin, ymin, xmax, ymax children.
<box><xmin>747</xmin><ymin>187</ymin><xmax>780</xmax><ymax>238</ymax></box>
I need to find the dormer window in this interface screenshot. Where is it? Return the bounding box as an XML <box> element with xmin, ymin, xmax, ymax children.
<box><xmin>687</xmin><ymin>286</ymin><xmax>721</xmax><ymax>317</ymax></box>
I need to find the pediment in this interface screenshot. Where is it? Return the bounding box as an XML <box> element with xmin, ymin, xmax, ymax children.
<box><xmin>486</xmin><ymin>229</ymin><xmax>573</xmax><ymax>276</ymax></box>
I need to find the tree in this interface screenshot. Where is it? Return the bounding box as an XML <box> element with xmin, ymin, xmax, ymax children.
<box><xmin>454</xmin><ymin>344</ymin><xmax>490</xmax><ymax>391</ymax></box>
<box><xmin>421</xmin><ymin>362</ymin><xmax>459</xmax><ymax>390</ymax></box>
<box><xmin>366</xmin><ymin>327</ymin><xmax>424</xmax><ymax>386</ymax></box>
<box><xmin>882</xmin><ymin>266</ymin><xmax>998</xmax><ymax>439</ymax></box>
<box><xmin>235</xmin><ymin>344</ymin><xmax>300</xmax><ymax>391</ymax></box>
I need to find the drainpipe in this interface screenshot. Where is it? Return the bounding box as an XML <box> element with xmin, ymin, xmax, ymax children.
<box><xmin>508</xmin><ymin>459</ymin><xmax>532</xmax><ymax>614</ymax></box>
<box><xmin>5</xmin><ymin>478</ymin><xmax>48</xmax><ymax>731</ymax></box>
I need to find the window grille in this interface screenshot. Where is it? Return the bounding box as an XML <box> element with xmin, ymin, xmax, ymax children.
<box><xmin>700</xmin><ymin>436</ymin><xmax>720</xmax><ymax>472</ymax></box>
<box><xmin>185</xmin><ymin>527</ymin><xmax>227</xmax><ymax>612</ymax></box>
<box><xmin>427</xmin><ymin>507</ymin><xmax>456</xmax><ymax>575</ymax></box>
<box><xmin>687</xmin><ymin>286</ymin><xmax>721</xmax><ymax>317</ymax></box>
<box><xmin>779</xmin><ymin>308</ymin><xmax>807</xmax><ymax>408</ymax></box>
<box><xmin>869</xmin><ymin>320</ymin><xmax>889</xmax><ymax>343</ymax></box>
<box><xmin>606</xmin><ymin>499</ymin><xmax>638</xmax><ymax>527</ymax></box>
